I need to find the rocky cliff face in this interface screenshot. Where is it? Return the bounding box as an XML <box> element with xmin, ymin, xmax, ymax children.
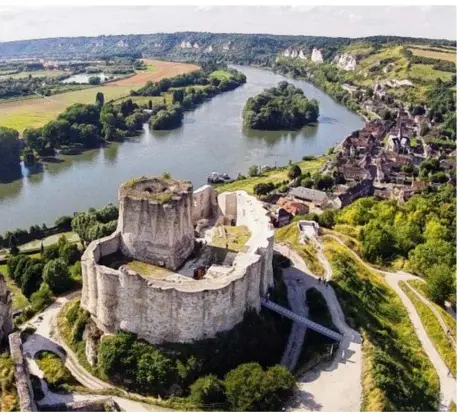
<box><xmin>333</xmin><ymin>53</ymin><xmax>357</xmax><ymax>71</ymax></box>
<box><xmin>0</xmin><ymin>273</ymin><xmax>12</xmax><ymax>344</ymax></box>
<box><xmin>311</xmin><ymin>48</ymin><xmax>324</xmax><ymax>63</ymax></box>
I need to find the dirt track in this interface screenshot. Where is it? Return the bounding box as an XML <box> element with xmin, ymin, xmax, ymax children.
<box><xmin>112</xmin><ymin>59</ymin><xmax>199</xmax><ymax>86</ymax></box>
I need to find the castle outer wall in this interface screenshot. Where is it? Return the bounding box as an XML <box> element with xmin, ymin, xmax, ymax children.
<box><xmin>81</xmin><ymin>186</ymin><xmax>274</xmax><ymax>345</ymax></box>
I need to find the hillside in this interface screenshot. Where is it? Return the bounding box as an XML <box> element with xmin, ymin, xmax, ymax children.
<box><xmin>0</xmin><ymin>32</ymin><xmax>456</xmax><ymax>65</ymax></box>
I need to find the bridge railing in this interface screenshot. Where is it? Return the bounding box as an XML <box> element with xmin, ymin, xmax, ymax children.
<box><xmin>261</xmin><ymin>298</ymin><xmax>343</xmax><ymax>342</ymax></box>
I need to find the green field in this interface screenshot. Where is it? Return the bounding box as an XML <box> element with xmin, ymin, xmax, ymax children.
<box><xmin>0</xmin><ymin>70</ymin><xmax>67</xmax><ymax>80</ymax></box>
<box><xmin>408</xmin><ymin>64</ymin><xmax>453</xmax><ymax>82</ymax></box>
<box><xmin>215</xmin><ymin>155</ymin><xmax>329</xmax><ymax>194</ymax></box>
<box><xmin>209</xmin><ymin>70</ymin><xmax>233</xmax><ymax>81</ymax></box>
<box><xmin>112</xmin><ymin>95</ymin><xmax>165</xmax><ymax>106</ymax></box>
<box><xmin>0</xmin><ymin>84</ymin><xmax>134</xmax><ymax>131</ymax></box>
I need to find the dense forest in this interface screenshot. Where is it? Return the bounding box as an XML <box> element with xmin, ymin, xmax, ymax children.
<box><xmin>243</xmin><ymin>81</ymin><xmax>319</xmax><ymax>130</ymax></box>
<box><xmin>334</xmin><ymin>185</ymin><xmax>456</xmax><ymax>305</ymax></box>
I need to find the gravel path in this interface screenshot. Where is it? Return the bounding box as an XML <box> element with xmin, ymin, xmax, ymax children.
<box><xmin>275</xmin><ymin>243</ymin><xmax>362</xmax><ymax>412</ymax></box>
<box><xmin>323</xmin><ymin>234</ymin><xmax>457</xmax><ymax>410</ymax></box>
<box><xmin>384</xmin><ymin>272</ymin><xmax>457</xmax><ymax>410</ymax></box>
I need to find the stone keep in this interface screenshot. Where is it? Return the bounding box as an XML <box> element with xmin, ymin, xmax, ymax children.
<box><xmin>118</xmin><ymin>177</ymin><xmax>195</xmax><ymax>270</ymax></box>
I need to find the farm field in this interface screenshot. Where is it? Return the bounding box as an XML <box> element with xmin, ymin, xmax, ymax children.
<box><xmin>0</xmin><ymin>59</ymin><xmax>198</xmax><ymax>132</ymax></box>
<box><xmin>111</xmin><ymin>59</ymin><xmax>199</xmax><ymax>86</ymax></box>
<box><xmin>408</xmin><ymin>47</ymin><xmax>456</xmax><ymax>63</ymax></box>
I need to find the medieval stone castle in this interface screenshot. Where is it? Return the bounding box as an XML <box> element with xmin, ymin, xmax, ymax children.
<box><xmin>81</xmin><ymin>176</ymin><xmax>275</xmax><ymax>348</ymax></box>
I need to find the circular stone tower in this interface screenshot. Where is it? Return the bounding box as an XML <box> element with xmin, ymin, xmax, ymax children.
<box><xmin>118</xmin><ymin>176</ymin><xmax>195</xmax><ymax>270</ymax></box>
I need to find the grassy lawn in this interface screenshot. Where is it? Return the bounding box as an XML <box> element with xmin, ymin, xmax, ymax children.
<box><xmin>0</xmin><ymin>354</ymin><xmax>18</xmax><ymax>412</ymax></box>
<box><xmin>323</xmin><ymin>239</ymin><xmax>439</xmax><ymax>411</ymax></box>
<box><xmin>215</xmin><ymin>155</ymin><xmax>329</xmax><ymax>194</ymax></box>
<box><xmin>126</xmin><ymin>260</ymin><xmax>171</xmax><ymax>279</ymax></box>
<box><xmin>19</xmin><ymin>232</ymin><xmax>80</xmax><ymax>252</ymax></box>
<box><xmin>408</xmin><ymin>280</ymin><xmax>456</xmax><ymax>341</ymax></box>
<box><xmin>275</xmin><ymin>222</ymin><xmax>325</xmax><ymax>276</ymax></box>
<box><xmin>35</xmin><ymin>350</ymin><xmax>82</xmax><ymax>392</ymax></box>
<box><xmin>210</xmin><ymin>225</ymin><xmax>250</xmax><ymax>252</ymax></box>
<box><xmin>322</xmin><ymin>227</ymin><xmax>363</xmax><ymax>257</ymax></box>
<box><xmin>399</xmin><ymin>281</ymin><xmax>456</xmax><ymax>375</ymax></box>
<box><xmin>0</xmin><ymin>85</ymin><xmax>134</xmax><ymax>131</ymax></box>
<box><xmin>0</xmin><ymin>264</ymin><xmax>30</xmax><ymax>311</ymax></box>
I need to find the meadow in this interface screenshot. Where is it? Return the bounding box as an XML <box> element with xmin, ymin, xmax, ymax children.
<box><xmin>0</xmin><ymin>59</ymin><xmax>198</xmax><ymax>132</ymax></box>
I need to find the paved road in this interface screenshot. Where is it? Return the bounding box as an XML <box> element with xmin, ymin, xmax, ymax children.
<box><xmin>276</xmin><ymin>243</ymin><xmax>362</xmax><ymax>412</ymax></box>
<box><xmin>323</xmin><ymin>234</ymin><xmax>457</xmax><ymax>410</ymax></box>
<box><xmin>21</xmin><ymin>291</ymin><xmax>170</xmax><ymax>412</ymax></box>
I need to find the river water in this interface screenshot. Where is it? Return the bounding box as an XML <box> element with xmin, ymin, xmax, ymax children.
<box><xmin>0</xmin><ymin>65</ymin><xmax>364</xmax><ymax>234</ymax></box>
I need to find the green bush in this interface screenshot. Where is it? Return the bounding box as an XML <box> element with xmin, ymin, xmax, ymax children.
<box><xmin>189</xmin><ymin>375</ymin><xmax>226</xmax><ymax>407</ymax></box>
<box><xmin>224</xmin><ymin>363</ymin><xmax>296</xmax><ymax>411</ymax></box>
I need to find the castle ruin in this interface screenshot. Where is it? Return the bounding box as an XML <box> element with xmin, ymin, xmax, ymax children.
<box><xmin>81</xmin><ymin>177</ymin><xmax>274</xmax><ymax>348</ymax></box>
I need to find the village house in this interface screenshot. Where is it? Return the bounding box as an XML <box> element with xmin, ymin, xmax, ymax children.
<box><xmin>276</xmin><ymin>197</ymin><xmax>309</xmax><ymax>215</ymax></box>
<box><xmin>288</xmin><ymin>187</ymin><xmax>329</xmax><ymax>208</ymax></box>
<box><xmin>331</xmin><ymin>179</ymin><xmax>374</xmax><ymax>209</ymax></box>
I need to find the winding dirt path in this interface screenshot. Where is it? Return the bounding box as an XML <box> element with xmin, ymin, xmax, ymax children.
<box><xmin>276</xmin><ymin>243</ymin><xmax>362</xmax><ymax>412</ymax></box>
<box><xmin>323</xmin><ymin>234</ymin><xmax>457</xmax><ymax>410</ymax></box>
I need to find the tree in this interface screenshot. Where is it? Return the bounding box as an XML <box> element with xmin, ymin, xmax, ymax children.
<box><xmin>95</xmin><ymin>92</ymin><xmax>105</xmax><ymax>107</ymax></box>
<box><xmin>136</xmin><ymin>349</ymin><xmax>175</xmax><ymax>395</ymax></box>
<box><xmin>248</xmin><ymin>165</ymin><xmax>259</xmax><ymax>177</ymax></box>
<box><xmin>287</xmin><ymin>164</ymin><xmax>301</xmax><ymax>180</ymax></box>
<box><xmin>0</xmin><ymin>126</ymin><xmax>21</xmax><ymax>177</ymax></box>
<box><xmin>42</xmin><ymin>258</ymin><xmax>71</xmax><ymax>294</ymax></box>
<box><xmin>426</xmin><ymin>264</ymin><xmax>454</xmax><ymax>304</ymax></box>
<box><xmin>9</xmin><ymin>235</ymin><xmax>19</xmax><ymax>256</ymax></box>
<box><xmin>21</xmin><ymin>262</ymin><xmax>44</xmax><ymax>298</ymax></box>
<box><xmin>189</xmin><ymin>375</ymin><xmax>226</xmax><ymax>407</ymax></box>
<box><xmin>224</xmin><ymin>363</ymin><xmax>296</xmax><ymax>411</ymax></box>
<box><xmin>88</xmin><ymin>76</ymin><xmax>101</xmax><ymax>85</ymax></box>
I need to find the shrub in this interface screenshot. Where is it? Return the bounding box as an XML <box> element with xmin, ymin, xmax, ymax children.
<box><xmin>287</xmin><ymin>164</ymin><xmax>302</xmax><ymax>180</ymax></box>
<box><xmin>224</xmin><ymin>363</ymin><xmax>296</xmax><ymax>411</ymax></box>
<box><xmin>43</xmin><ymin>258</ymin><xmax>71</xmax><ymax>294</ymax></box>
<box><xmin>189</xmin><ymin>375</ymin><xmax>226</xmax><ymax>407</ymax></box>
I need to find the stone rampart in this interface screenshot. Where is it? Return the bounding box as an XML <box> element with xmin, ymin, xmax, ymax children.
<box><xmin>81</xmin><ymin>232</ymin><xmax>262</xmax><ymax>344</ymax></box>
<box><xmin>81</xmin><ymin>182</ymin><xmax>275</xmax><ymax>346</ymax></box>
<box><xmin>9</xmin><ymin>332</ymin><xmax>37</xmax><ymax>412</ymax></box>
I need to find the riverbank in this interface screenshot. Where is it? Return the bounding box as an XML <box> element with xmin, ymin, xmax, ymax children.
<box><xmin>0</xmin><ymin>65</ymin><xmax>364</xmax><ymax>234</ymax></box>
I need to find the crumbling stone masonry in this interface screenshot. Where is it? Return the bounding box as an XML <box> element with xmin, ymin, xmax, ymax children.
<box><xmin>0</xmin><ymin>273</ymin><xmax>13</xmax><ymax>345</ymax></box>
<box><xmin>118</xmin><ymin>177</ymin><xmax>195</xmax><ymax>271</ymax></box>
<box><xmin>81</xmin><ymin>178</ymin><xmax>275</xmax><ymax>346</ymax></box>
<box><xmin>9</xmin><ymin>332</ymin><xmax>37</xmax><ymax>412</ymax></box>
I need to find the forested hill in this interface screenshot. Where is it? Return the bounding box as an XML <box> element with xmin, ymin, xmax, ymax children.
<box><xmin>0</xmin><ymin>32</ymin><xmax>456</xmax><ymax>63</ymax></box>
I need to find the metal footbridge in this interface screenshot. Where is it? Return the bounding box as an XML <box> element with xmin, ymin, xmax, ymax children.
<box><xmin>261</xmin><ymin>298</ymin><xmax>343</xmax><ymax>342</ymax></box>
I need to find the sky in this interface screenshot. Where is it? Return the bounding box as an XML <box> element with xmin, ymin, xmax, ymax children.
<box><xmin>0</xmin><ymin>5</ymin><xmax>457</xmax><ymax>43</ymax></box>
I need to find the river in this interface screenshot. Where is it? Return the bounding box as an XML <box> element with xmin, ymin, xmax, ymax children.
<box><xmin>0</xmin><ymin>65</ymin><xmax>364</xmax><ymax>234</ymax></box>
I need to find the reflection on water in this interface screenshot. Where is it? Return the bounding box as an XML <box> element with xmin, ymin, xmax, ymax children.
<box><xmin>0</xmin><ymin>65</ymin><xmax>364</xmax><ymax>234</ymax></box>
